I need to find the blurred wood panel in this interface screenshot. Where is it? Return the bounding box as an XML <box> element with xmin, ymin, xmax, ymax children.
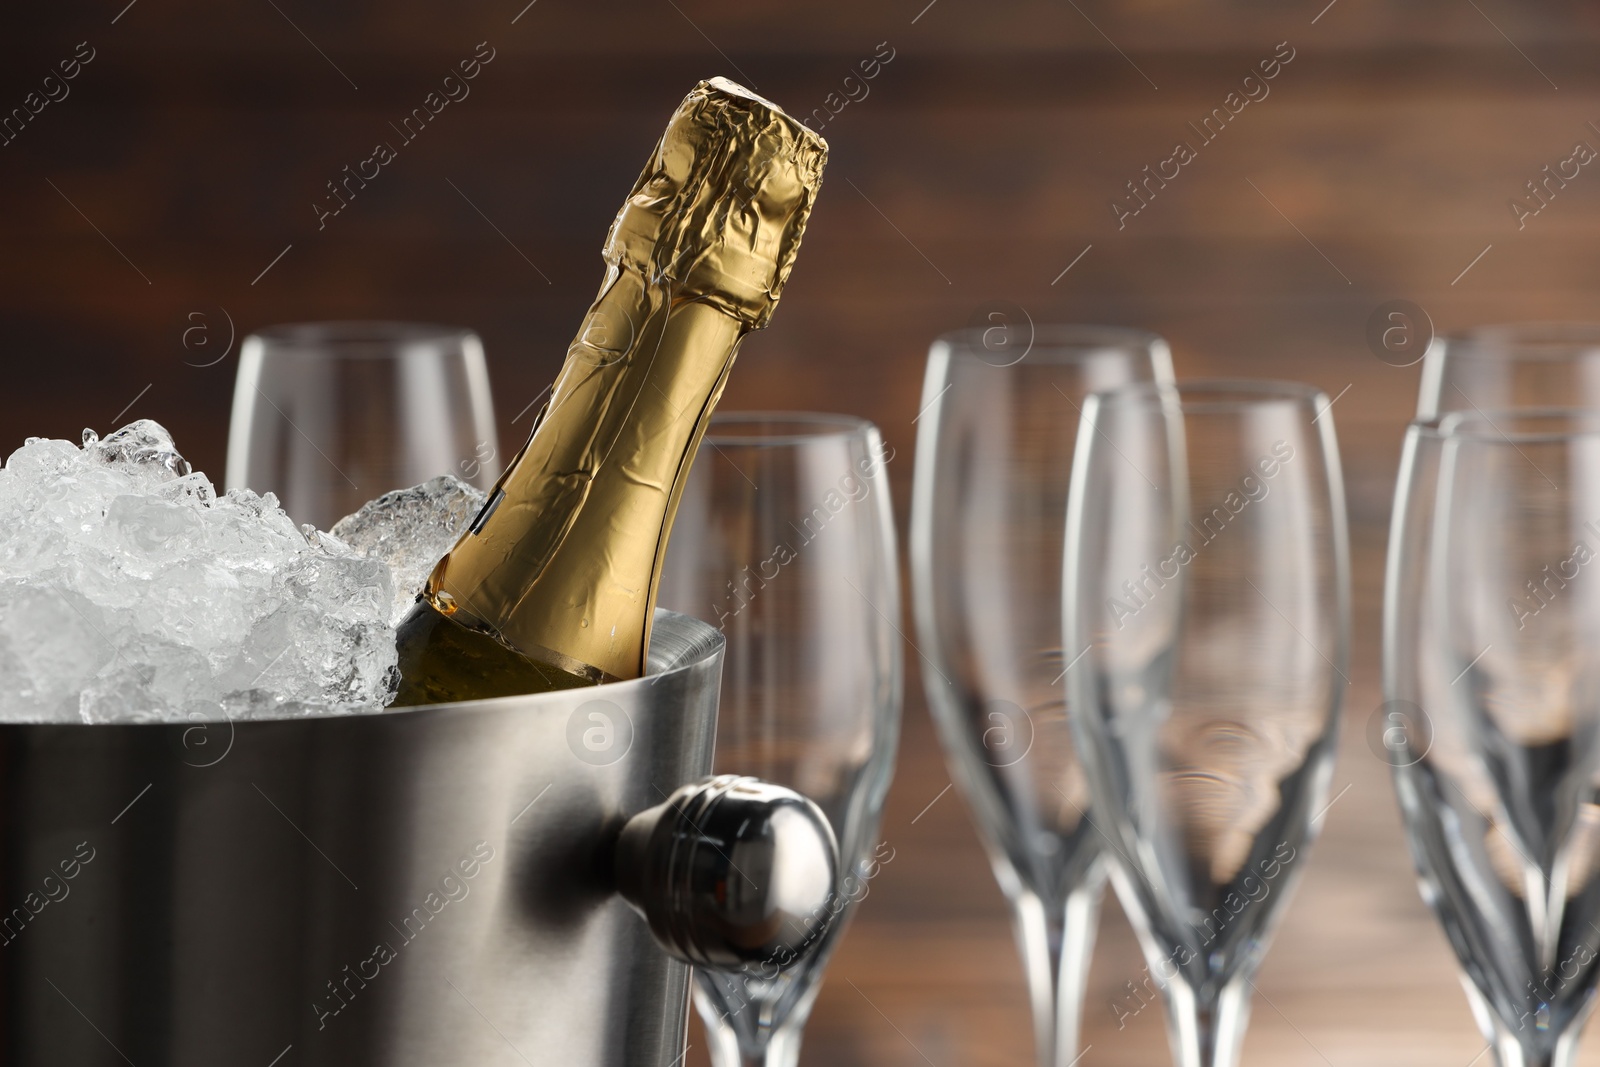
<box><xmin>3</xmin><ymin>2</ymin><xmax>1600</xmax><ymax>1065</ymax></box>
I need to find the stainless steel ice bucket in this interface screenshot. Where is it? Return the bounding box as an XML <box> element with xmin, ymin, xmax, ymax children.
<box><xmin>0</xmin><ymin>610</ymin><xmax>829</xmax><ymax>1066</ymax></box>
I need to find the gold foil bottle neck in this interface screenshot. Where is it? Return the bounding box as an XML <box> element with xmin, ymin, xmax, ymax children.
<box><xmin>605</xmin><ymin>77</ymin><xmax>827</xmax><ymax>328</ymax></box>
<box><xmin>425</xmin><ymin>78</ymin><xmax>827</xmax><ymax>682</ymax></box>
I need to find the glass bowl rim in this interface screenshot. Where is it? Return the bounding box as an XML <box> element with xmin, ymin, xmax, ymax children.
<box><xmin>1089</xmin><ymin>377</ymin><xmax>1328</xmax><ymax>414</ymax></box>
<box><xmin>935</xmin><ymin>323</ymin><xmax>1168</xmax><ymax>365</ymax></box>
<box><xmin>1441</xmin><ymin>322</ymin><xmax>1600</xmax><ymax>361</ymax></box>
<box><xmin>1426</xmin><ymin>407</ymin><xmax>1600</xmax><ymax>443</ymax></box>
<box><xmin>246</xmin><ymin>321</ymin><xmax>479</xmax><ymax>355</ymax></box>
<box><xmin>704</xmin><ymin>410</ymin><xmax>877</xmax><ymax>447</ymax></box>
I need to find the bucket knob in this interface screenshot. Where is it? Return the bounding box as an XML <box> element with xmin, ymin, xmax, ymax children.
<box><xmin>614</xmin><ymin>775</ymin><xmax>839</xmax><ymax>971</ymax></box>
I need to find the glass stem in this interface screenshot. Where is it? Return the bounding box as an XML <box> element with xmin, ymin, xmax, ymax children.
<box><xmin>702</xmin><ymin>1008</ymin><xmax>805</xmax><ymax>1067</ymax></box>
<box><xmin>703</xmin><ymin>1025</ymin><xmax>802</xmax><ymax>1067</ymax></box>
<box><xmin>1012</xmin><ymin>862</ymin><xmax>1107</xmax><ymax>1067</ymax></box>
<box><xmin>1160</xmin><ymin>973</ymin><xmax>1252</xmax><ymax>1067</ymax></box>
<box><xmin>1490</xmin><ymin>1016</ymin><xmax>1586</xmax><ymax>1067</ymax></box>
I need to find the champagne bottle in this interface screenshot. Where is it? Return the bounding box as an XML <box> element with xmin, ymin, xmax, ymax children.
<box><xmin>390</xmin><ymin>78</ymin><xmax>828</xmax><ymax>706</ymax></box>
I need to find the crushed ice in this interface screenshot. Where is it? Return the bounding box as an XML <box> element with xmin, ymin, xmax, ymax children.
<box><xmin>330</xmin><ymin>475</ymin><xmax>485</xmax><ymax>626</ymax></box>
<box><xmin>0</xmin><ymin>421</ymin><xmax>398</xmax><ymax>723</ymax></box>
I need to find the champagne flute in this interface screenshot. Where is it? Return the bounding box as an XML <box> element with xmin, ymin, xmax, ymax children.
<box><xmin>1418</xmin><ymin>323</ymin><xmax>1600</xmax><ymax>418</ymax></box>
<box><xmin>1063</xmin><ymin>380</ymin><xmax>1349</xmax><ymax>1067</ymax></box>
<box><xmin>225</xmin><ymin>321</ymin><xmax>500</xmax><ymax>529</ymax></box>
<box><xmin>1386</xmin><ymin>411</ymin><xmax>1600</xmax><ymax>1067</ymax></box>
<box><xmin>909</xmin><ymin>324</ymin><xmax>1174</xmax><ymax>1067</ymax></box>
<box><xmin>1391</xmin><ymin>321</ymin><xmax>1600</xmax><ymax>1064</ymax></box>
<box><xmin>656</xmin><ymin>412</ymin><xmax>902</xmax><ymax>1067</ymax></box>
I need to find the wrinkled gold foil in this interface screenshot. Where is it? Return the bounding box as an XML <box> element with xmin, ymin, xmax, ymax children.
<box><xmin>426</xmin><ymin>78</ymin><xmax>828</xmax><ymax>681</ymax></box>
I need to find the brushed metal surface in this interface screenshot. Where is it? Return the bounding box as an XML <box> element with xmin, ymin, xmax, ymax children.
<box><xmin>0</xmin><ymin>610</ymin><xmax>722</xmax><ymax>1066</ymax></box>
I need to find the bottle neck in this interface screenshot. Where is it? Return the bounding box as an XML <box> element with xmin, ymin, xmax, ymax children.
<box><xmin>427</xmin><ymin>272</ymin><xmax>745</xmax><ymax>681</ymax></box>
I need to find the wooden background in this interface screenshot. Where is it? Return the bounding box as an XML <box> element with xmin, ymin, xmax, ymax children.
<box><xmin>5</xmin><ymin>1</ymin><xmax>1600</xmax><ymax>1063</ymax></box>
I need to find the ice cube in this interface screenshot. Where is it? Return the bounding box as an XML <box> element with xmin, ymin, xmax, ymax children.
<box><xmin>0</xmin><ymin>420</ymin><xmax>399</xmax><ymax>723</ymax></box>
<box><xmin>330</xmin><ymin>475</ymin><xmax>486</xmax><ymax>625</ymax></box>
<box><xmin>90</xmin><ymin>420</ymin><xmax>192</xmax><ymax>480</ymax></box>
<box><xmin>0</xmin><ymin>581</ymin><xmax>116</xmax><ymax>722</ymax></box>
